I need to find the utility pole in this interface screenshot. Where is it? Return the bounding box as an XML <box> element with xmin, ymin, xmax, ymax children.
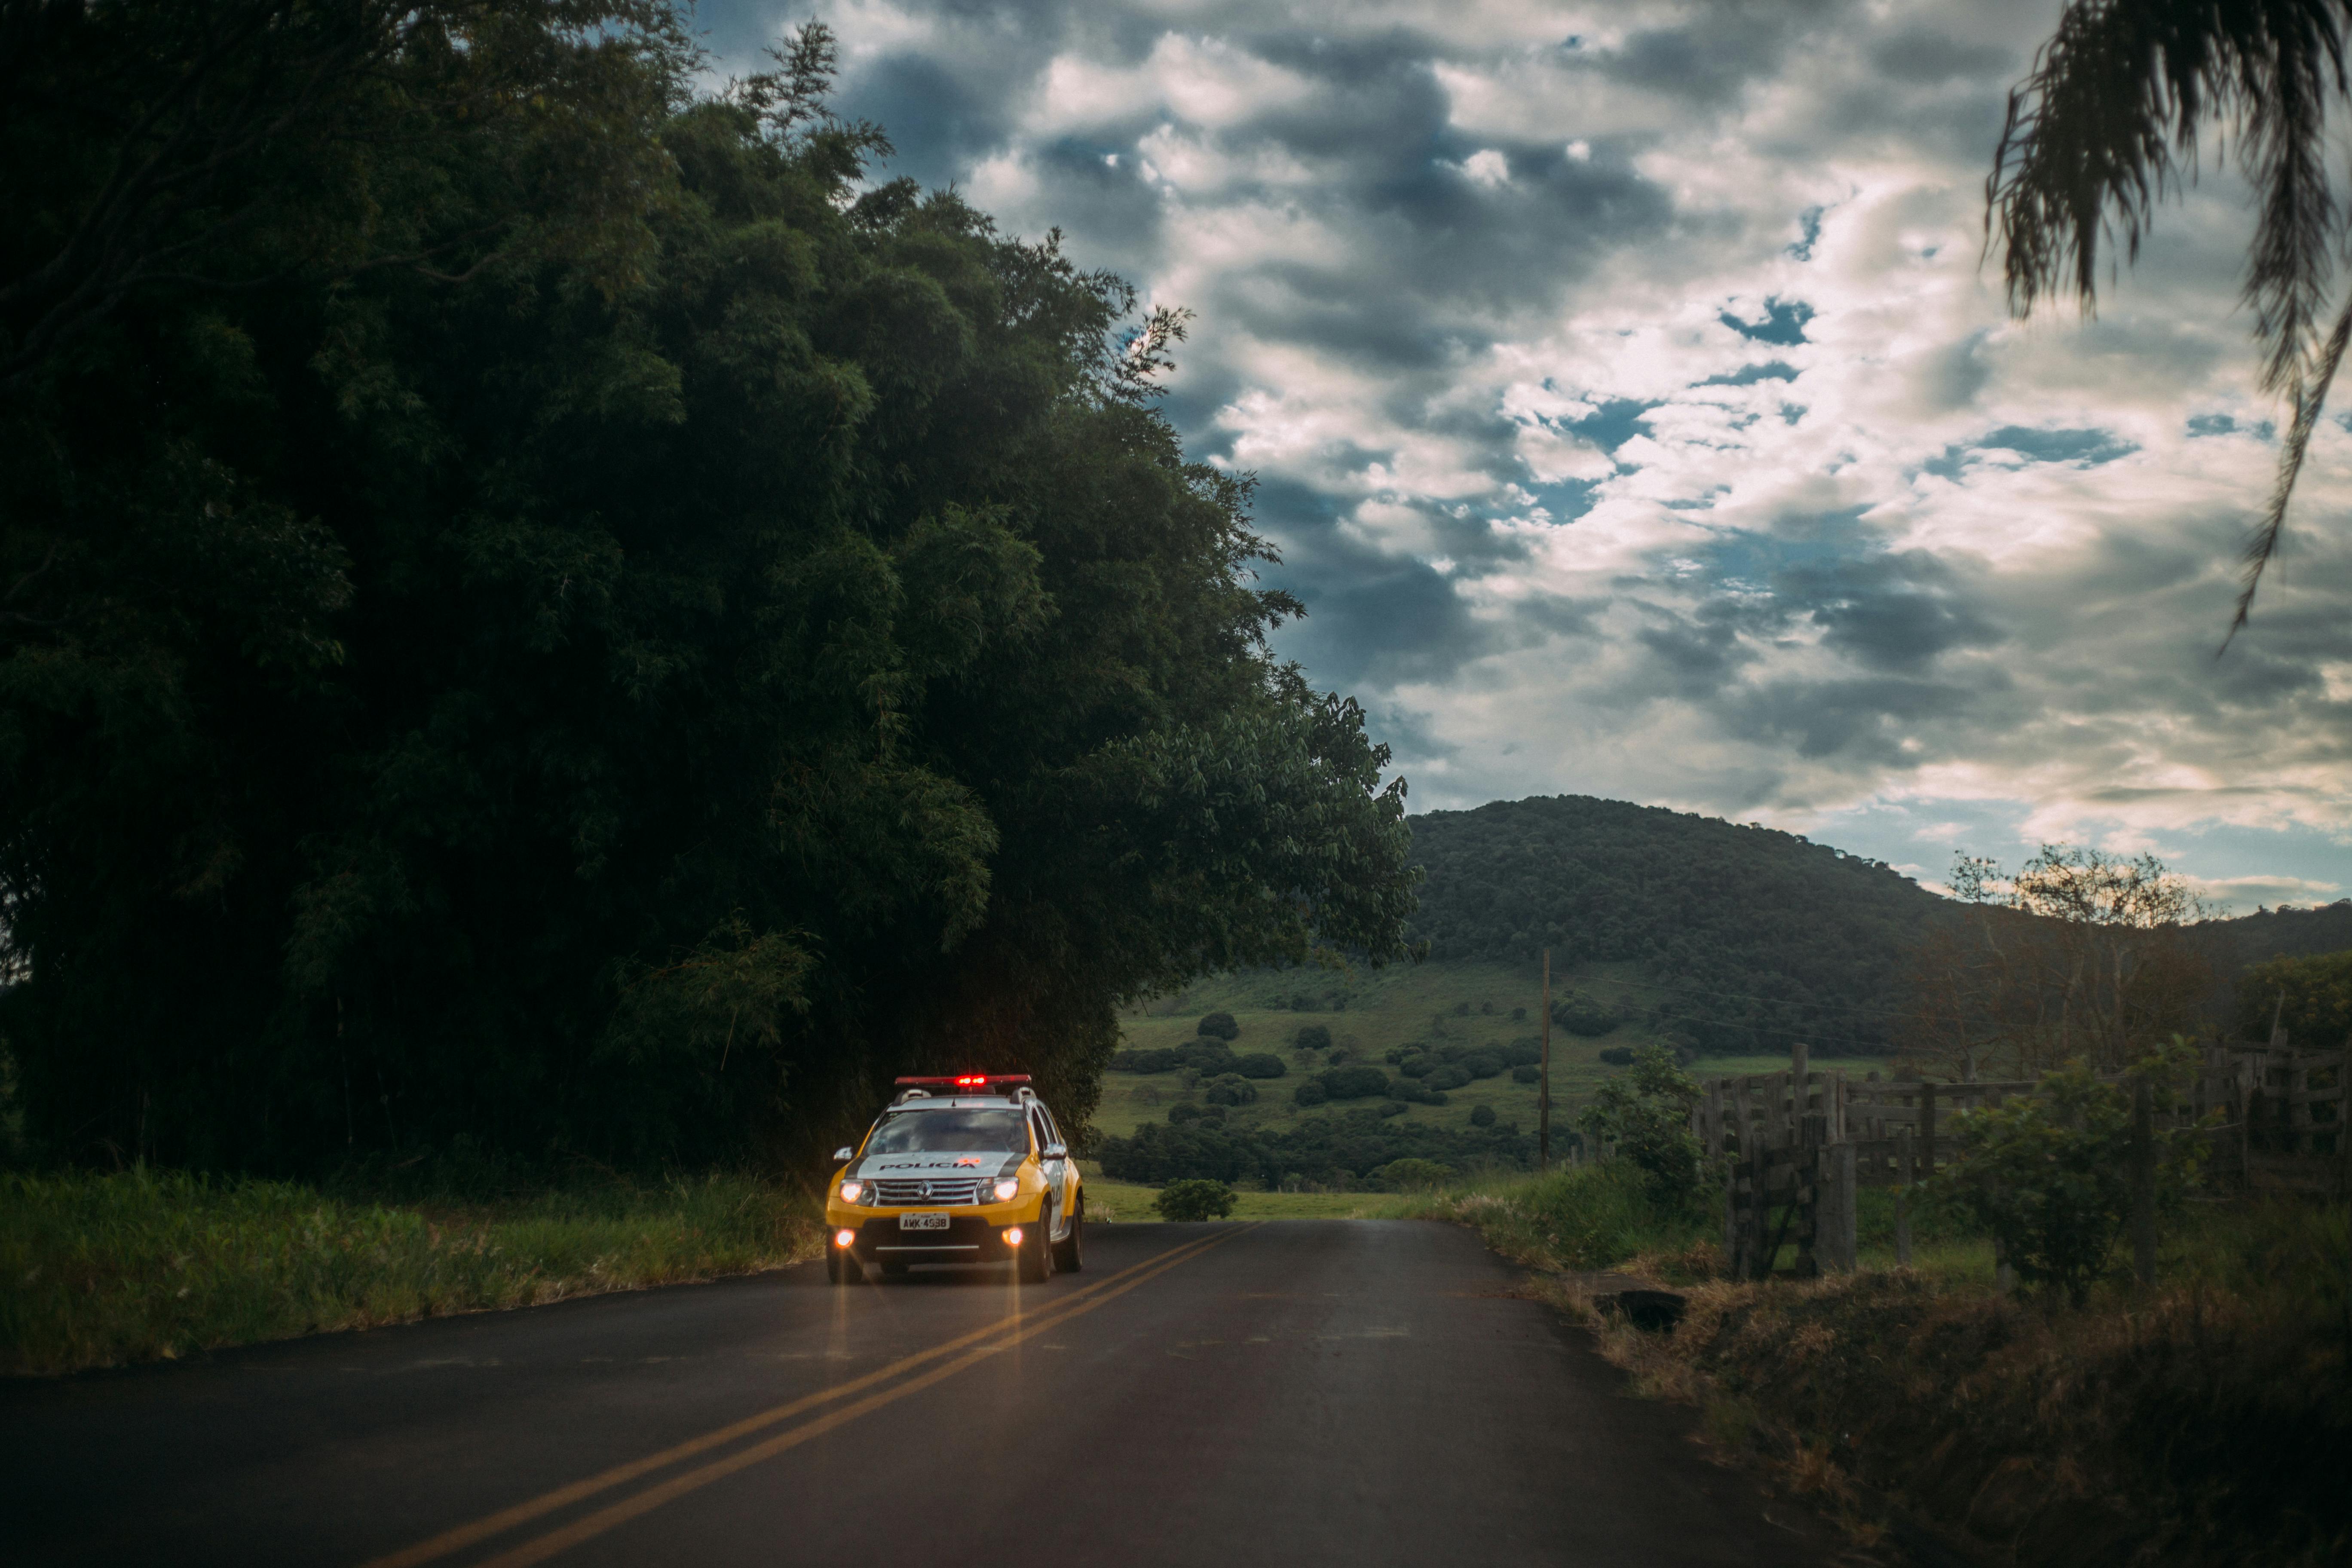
<box><xmin>1539</xmin><ymin>948</ymin><xmax>1552</xmax><ymax>1172</ymax></box>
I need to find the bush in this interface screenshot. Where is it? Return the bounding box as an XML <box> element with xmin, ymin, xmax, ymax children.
<box><xmin>1396</xmin><ymin>1054</ymin><xmax>1432</xmax><ymax>1078</ymax></box>
<box><xmin>1500</xmin><ymin>1040</ymin><xmax>1542</xmax><ymax>1067</ymax></box>
<box><xmin>1511</xmin><ymin>1063</ymin><xmax>1540</xmax><ymax>1084</ymax></box>
<box><xmin>1180</xmin><ymin>1041</ymin><xmax>1236</xmax><ymax>1074</ymax></box>
<box><xmin>1234</xmin><ymin>1052</ymin><xmax>1288</xmax><ymax>1080</ymax></box>
<box><xmin>1290</xmin><ymin>994</ymin><xmax>1314</xmax><ymax>1011</ymax></box>
<box><xmin>1111</xmin><ymin>1047</ymin><xmax>1183</xmax><ymax>1074</ymax></box>
<box><xmin>1378</xmin><ymin>1100</ymin><xmax>1408</xmax><ymax>1118</ymax></box>
<box><xmin>1462</xmin><ymin>1053</ymin><xmax>1503</xmax><ymax>1080</ymax></box>
<box><xmin>1096</xmin><ymin>1121</ymin><xmax>1255</xmax><ymax>1184</ymax></box>
<box><xmin>1510</xmin><ymin>1006</ymin><xmax>1526</xmax><ymax>1021</ymax></box>
<box><xmin>1318</xmin><ymin>1063</ymin><xmax>1391</xmax><ymax>1101</ymax></box>
<box><xmin>1293</xmin><ymin>1024</ymin><xmax>1332</xmax><ymax>1052</ymax></box>
<box><xmin>1202</xmin><ymin>1074</ymin><xmax>1258</xmax><ymax>1107</ymax></box>
<box><xmin>1931</xmin><ymin>1045</ymin><xmax>2210</xmax><ymax>1306</ymax></box>
<box><xmin>1554</xmin><ymin>993</ymin><xmax>1621</xmax><ymax>1037</ymax></box>
<box><xmin>1577</xmin><ymin>1045</ymin><xmax>1703</xmax><ymax>1198</ymax></box>
<box><xmin>1154</xmin><ymin>1178</ymin><xmax>1236</xmax><ymax>1222</ymax></box>
<box><xmin>1469</xmin><ymin>1104</ymin><xmax>1496</xmax><ymax>1127</ymax></box>
<box><xmin>1292</xmin><ymin>1080</ymin><xmax>1328</xmax><ymax>1106</ymax></box>
<box><xmin>1597</xmin><ymin>1046</ymin><xmax>1635</xmax><ymax>1067</ymax></box>
<box><xmin>1375</xmin><ymin>1157</ymin><xmax>1455</xmax><ymax>1189</ymax></box>
<box><xmin>1426</xmin><ymin>1064</ymin><xmax>1471</xmax><ymax>1091</ymax></box>
<box><xmin>1196</xmin><ymin>1012</ymin><xmax>1240</xmax><ymax>1041</ymax></box>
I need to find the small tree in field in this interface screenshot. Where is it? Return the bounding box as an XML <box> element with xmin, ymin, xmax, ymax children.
<box><xmin>1578</xmin><ymin>1045</ymin><xmax>1703</xmax><ymax>1198</ymax></box>
<box><xmin>1932</xmin><ymin>1041</ymin><xmax>2210</xmax><ymax>1307</ymax></box>
<box><xmin>1155</xmin><ymin>1178</ymin><xmax>1236</xmax><ymax>1221</ymax></box>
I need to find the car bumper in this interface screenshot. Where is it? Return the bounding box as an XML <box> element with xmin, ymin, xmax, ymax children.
<box><xmin>833</xmin><ymin>1214</ymin><xmax>1028</xmax><ymax>1265</ymax></box>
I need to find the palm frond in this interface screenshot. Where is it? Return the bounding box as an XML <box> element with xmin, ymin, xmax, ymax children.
<box><xmin>1990</xmin><ymin>0</ymin><xmax>2352</xmax><ymax>635</ymax></box>
<box><xmin>2224</xmin><ymin>286</ymin><xmax>2352</xmax><ymax>646</ymax></box>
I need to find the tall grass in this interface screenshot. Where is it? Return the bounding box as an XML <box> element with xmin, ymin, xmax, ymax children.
<box><xmin>1</xmin><ymin>1167</ymin><xmax>819</xmax><ymax>1376</ymax></box>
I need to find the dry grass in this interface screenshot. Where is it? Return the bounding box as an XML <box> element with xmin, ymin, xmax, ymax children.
<box><xmin>1433</xmin><ymin>1170</ymin><xmax>2350</xmax><ymax>1567</ymax></box>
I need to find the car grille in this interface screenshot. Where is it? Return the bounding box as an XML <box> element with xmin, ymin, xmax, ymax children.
<box><xmin>873</xmin><ymin>1177</ymin><xmax>986</xmax><ymax>1206</ymax></box>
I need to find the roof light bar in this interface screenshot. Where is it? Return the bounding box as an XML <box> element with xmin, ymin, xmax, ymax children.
<box><xmin>893</xmin><ymin>1073</ymin><xmax>1032</xmax><ymax>1090</ymax></box>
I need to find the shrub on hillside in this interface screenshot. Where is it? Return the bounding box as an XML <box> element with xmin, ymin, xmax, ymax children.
<box><xmin>1501</xmin><ymin>1040</ymin><xmax>1542</xmax><ymax>1067</ymax></box>
<box><xmin>1470</xmin><ymin>1104</ymin><xmax>1496</xmax><ymax>1127</ymax></box>
<box><xmin>1554</xmin><ymin>993</ymin><xmax>1622</xmax><ymax>1036</ymax></box>
<box><xmin>1202</xmin><ymin>1074</ymin><xmax>1258</xmax><ymax>1107</ymax></box>
<box><xmin>1597</xmin><ymin>1046</ymin><xmax>1635</xmax><ymax>1067</ymax></box>
<box><xmin>1096</xmin><ymin>1120</ymin><xmax>1256</xmax><ymax>1184</ymax></box>
<box><xmin>1293</xmin><ymin>1079</ymin><xmax>1328</xmax><ymax>1106</ymax></box>
<box><xmin>1111</xmin><ymin>1047</ymin><xmax>1183</xmax><ymax>1074</ymax></box>
<box><xmin>1376</xmin><ymin>1158</ymin><xmax>1455</xmax><ymax>1189</ymax></box>
<box><xmin>1318</xmin><ymin>1063</ymin><xmax>1392</xmax><ymax>1101</ymax></box>
<box><xmin>1426</xmin><ymin>1064</ymin><xmax>1471</xmax><ymax>1091</ymax></box>
<box><xmin>1511</xmin><ymin>1063</ymin><xmax>1540</xmax><ymax>1084</ymax></box>
<box><xmin>1154</xmin><ymin>1179</ymin><xmax>1236</xmax><ymax>1222</ymax></box>
<box><xmin>1378</xmin><ymin>1100</ymin><xmax>1408</xmax><ymax>1118</ymax></box>
<box><xmin>1462</xmin><ymin>1052</ymin><xmax>1503</xmax><ymax>1080</ymax></box>
<box><xmin>1180</xmin><ymin>1041</ymin><xmax>1236</xmax><ymax>1074</ymax></box>
<box><xmin>1293</xmin><ymin>1024</ymin><xmax>1332</xmax><ymax>1052</ymax></box>
<box><xmin>1196</xmin><ymin>1012</ymin><xmax>1240</xmax><ymax>1041</ymax></box>
<box><xmin>1388</xmin><ymin>1079</ymin><xmax>1449</xmax><ymax>1106</ymax></box>
<box><xmin>1234</xmin><ymin>1052</ymin><xmax>1288</xmax><ymax>1079</ymax></box>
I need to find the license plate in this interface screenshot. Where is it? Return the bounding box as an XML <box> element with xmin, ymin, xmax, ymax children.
<box><xmin>899</xmin><ymin>1212</ymin><xmax>950</xmax><ymax>1231</ymax></box>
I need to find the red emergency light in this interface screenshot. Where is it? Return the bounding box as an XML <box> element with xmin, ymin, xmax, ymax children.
<box><xmin>894</xmin><ymin>1073</ymin><xmax>1032</xmax><ymax>1091</ymax></box>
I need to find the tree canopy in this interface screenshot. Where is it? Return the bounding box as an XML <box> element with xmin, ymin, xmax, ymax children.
<box><xmin>0</xmin><ymin>8</ymin><xmax>1416</xmax><ymax>1171</ymax></box>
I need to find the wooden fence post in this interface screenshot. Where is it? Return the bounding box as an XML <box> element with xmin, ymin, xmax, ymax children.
<box><xmin>1817</xmin><ymin>1141</ymin><xmax>1857</xmax><ymax>1273</ymax></box>
<box><xmin>1919</xmin><ymin>1081</ymin><xmax>1937</xmax><ymax>1181</ymax></box>
<box><xmin>2129</xmin><ymin>1077</ymin><xmax>2157</xmax><ymax>1288</ymax></box>
<box><xmin>1894</xmin><ymin>1126</ymin><xmax>1914</xmax><ymax>1267</ymax></box>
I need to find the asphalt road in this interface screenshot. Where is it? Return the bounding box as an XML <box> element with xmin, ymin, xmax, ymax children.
<box><xmin>0</xmin><ymin>1221</ymin><xmax>1852</xmax><ymax>1568</ymax></box>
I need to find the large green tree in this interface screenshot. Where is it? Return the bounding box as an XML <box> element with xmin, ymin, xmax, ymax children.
<box><xmin>0</xmin><ymin>9</ymin><xmax>1417</xmax><ymax>1171</ymax></box>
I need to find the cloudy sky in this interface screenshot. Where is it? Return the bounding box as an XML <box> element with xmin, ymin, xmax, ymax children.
<box><xmin>696</xmin><ymin>0</ymin><xmax>2352</xmax><ymax>910</ymax></box>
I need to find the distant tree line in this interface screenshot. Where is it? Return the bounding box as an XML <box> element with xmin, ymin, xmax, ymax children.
<box><xmin>1097</xmin><ymin>1106</ymin><xmax>1532</xmax><ymax>1187</ymax></box>
<box><xmin>0</xmin><ymin>8</ymin><xmax>1417</xmax><ymax>1172</ymax></box>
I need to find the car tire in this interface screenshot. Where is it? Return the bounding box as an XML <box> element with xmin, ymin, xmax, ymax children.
<box><xmin>1052</xmin><ymin>1198</ymin><xmax>1084</xmax><ymax>1273</ymax></box>
<box><xmin>1018</xmin><ymin>1203</ymin><xmax>1056</xmax><ymax>1284</ymax></box>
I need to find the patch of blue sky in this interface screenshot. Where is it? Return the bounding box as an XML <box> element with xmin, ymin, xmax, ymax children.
<box><xmin>1719</xmin><ymin>297</ymin><xmax>1814</xmax><ymax>346</ymax></box>
<box><xmin>1564</xmin><ymin>398</ymin><xmax>1657</xmax><ymax>452</ymax></box>
<box><xmin>1698</xmin><ymin>361</ymin><xmax>1799</xmax><ymax>387</ymax></box>
<box><xmin>1802</xmin><ymin>798</ymin><xmax>2352</xmax><ymax>913</ymax></box>
<box><xmin>1524</xmin><ymin>477</ymin><xmax>1604</xmax><ymax>523</ymax></box>
<box><xmin>1921</xmin><ymin>425</ymin><xmax>2138</xmax><ymax>479</ymax></box>
<box><xmin>2189</xmin><ymin>413</ymin><xmax>2280</xmax><ymax>440</ymax></box>
<box><xmin>1786</xmin><ymin>207</ymin><xmax>1825</xmax><ymax>261</ymax></box>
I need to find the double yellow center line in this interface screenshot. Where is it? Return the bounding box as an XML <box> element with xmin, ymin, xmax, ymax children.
<box><xmin>362</xmin><ymin>1225</ymin><xmax>1256</xmax><ymax>1568</ymax></box>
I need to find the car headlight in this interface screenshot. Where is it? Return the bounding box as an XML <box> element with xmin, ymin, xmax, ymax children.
<box><xmin>991</xmin><ymin>1177</ymin><xmax>1020</xmax><ymax>1204</ymax></box>
<box><xmin>839</xmin><ymin>1180</ymin><xmax>872</xmax><ymax>1205</ymax></box>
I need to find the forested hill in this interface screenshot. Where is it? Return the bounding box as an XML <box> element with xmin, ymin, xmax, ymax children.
<box><xmin>1405</xmin><ymin>796</ymin><xmax>1949</xmax><ymax>1057</ymax></box>
<box><xmin>1403</xmin><ymin>795</ymin><xmax>2352</xmax><ymax>1060</ymax></box>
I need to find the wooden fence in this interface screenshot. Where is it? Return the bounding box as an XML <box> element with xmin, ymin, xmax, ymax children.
<box><xmin>1692</xmin><ymin>1041</ymin><xmax>2349</xmax><ymax>1282</ymax></box>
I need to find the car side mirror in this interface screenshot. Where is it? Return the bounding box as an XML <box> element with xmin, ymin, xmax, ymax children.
<box><xmin>1043</xmin><ymin>1142</ymin><xmax>1067</xmax><ymax>1161</ymax></box>
<box><xmin>831</xmin><ymin>1146</ymin><xmax>854</xmax><ymax>1163</ymax></box>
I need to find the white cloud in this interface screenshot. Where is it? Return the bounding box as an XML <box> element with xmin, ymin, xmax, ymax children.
<box><xmin>796</xmin><ymin>0</ymin><xmax>2352</xmax><ymax>894</ymax></box>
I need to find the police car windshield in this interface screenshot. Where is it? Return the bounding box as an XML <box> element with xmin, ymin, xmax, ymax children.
<box><xmin>864</xmin><ymin>1107</ymin><xmax>1029</xmax><ymax>1154</ymax></box>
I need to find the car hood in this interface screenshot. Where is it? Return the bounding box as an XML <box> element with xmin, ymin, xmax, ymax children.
<box><xmin>852</xmin><ymin>1152</ymin><xmax>1021</xmax><ymax>1179</ymax></box>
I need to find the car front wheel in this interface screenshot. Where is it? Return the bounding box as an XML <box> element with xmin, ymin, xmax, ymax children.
<box><xmin>1018</xmin><ymin>1203</ymin><xmax>1057</xmax><ymax>1284</ymax></box>
<box><xmin>1052</xmin><ymin>1197</ymin><xmax>1084</xmax><ymax>1273</ymax></box>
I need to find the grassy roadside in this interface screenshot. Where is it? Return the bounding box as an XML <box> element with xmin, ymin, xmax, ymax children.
<box><xmin>1403</xmin><ymin>1167</ymin><xmax>2352</xmax><ymax>1565</ymax></box>
<box><xmin>1</xmin><ymin>1167</ymin><xmax>821</xmax><ymax>1376</ymax></box>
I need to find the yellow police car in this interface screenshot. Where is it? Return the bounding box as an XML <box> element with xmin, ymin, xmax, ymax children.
<box><xmin>825</xmin><ymin>1075</ymin><xmax>1084</xmax><ymax>1284</ymax></box>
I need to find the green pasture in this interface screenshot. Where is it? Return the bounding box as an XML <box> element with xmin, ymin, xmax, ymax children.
<box><xmin>1099</xmin><ymin>959</ymin><xmax>1890</xmax><ymax>1145</ymax></box>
